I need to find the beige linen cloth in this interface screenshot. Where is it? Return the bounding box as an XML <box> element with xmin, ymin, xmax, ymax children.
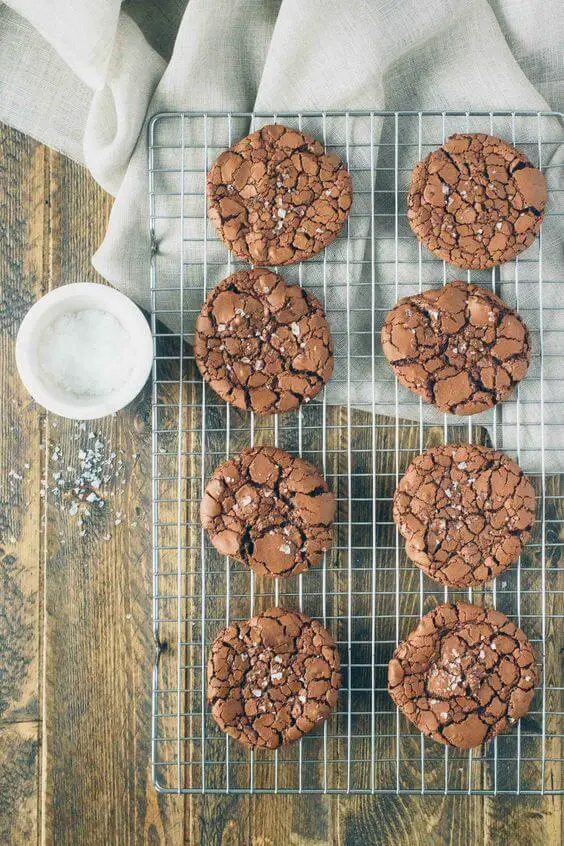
<box><xmin>1</xmin><ymin>0</ymin><xmax>563</xmax><ymax>471</ymax></box>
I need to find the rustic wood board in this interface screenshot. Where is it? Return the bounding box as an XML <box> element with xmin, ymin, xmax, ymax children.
<box><xmin>0</xmin><ymin>124</ymin><xmax>44</xmax><ymax>846</ymax></box>
<box><xmin>0</xmin><ymin>123</ymin><xmax>561</xmax><ymax>845</ymax></box>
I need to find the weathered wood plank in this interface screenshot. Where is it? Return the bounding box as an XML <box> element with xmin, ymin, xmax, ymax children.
<box><xmin>186</xmin><ymin>791</ymin><xmax>561</xmax><ymax>846</ymax></box>
<box><xmin>0</xmin><ymin>124</ymin><xmax>46</xmax><ymax>844</ymax></box>
<box><xmin>37</xmin><ymin>150</ymin><xmax>186</xmax><ymax>845</ymax></box>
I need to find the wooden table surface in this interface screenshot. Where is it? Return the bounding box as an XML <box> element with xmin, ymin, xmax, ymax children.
<box><xmin>0</xmin><ymin>124</ymin><xmax>561</xmax><ymax>845</ymax></box>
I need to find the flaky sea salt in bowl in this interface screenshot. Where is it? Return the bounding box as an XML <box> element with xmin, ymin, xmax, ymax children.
<box><xmin>16</xmin><ymin>283</ymin><xmax>152</xmax><ymax>419</ymax></box>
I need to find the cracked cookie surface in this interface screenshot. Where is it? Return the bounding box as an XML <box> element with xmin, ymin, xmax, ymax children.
<box><xmin>208</xmin><ymin>607</ymin><xmax>342</xmax><ymax>749</ymax></box>
<box><xmin>207</xmin><ymin>123</ymin><xmax>352</xmax><ymax>265</ymax></box>
<box><xmin>381</xmin><ymin>280</ymin><xmax>531</xmax><ymax>415</ymax></box>
<box><xmin>407</xmin><ymin>133</ymin><xmax>547</xmax><ymax>269</ymax></box>
<box><xmin>393</xmin><ymin>444</ymin><xmax>535</xmax><ymax>587</ymax></box>
<box><xmin>200</xmin><ymin>446</ymin><xmax>335</xmax><ymax>577</ymax></box>
<box><xmin>194</xmin><ymin>269</ymin><xmax>333</xmax><ymax>414</ymax></box>
<box><xmin>388</xmin><ymin>602</ymin><xmax>539</xmax><ymax>749</ymax></box>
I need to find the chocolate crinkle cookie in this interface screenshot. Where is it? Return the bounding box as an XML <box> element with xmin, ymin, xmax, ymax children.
<box><xmin>381</xmin><ymin>280</ymin><xmax>531</xmax><ymax>415</ymax></box>
<box><xmin>407</xmin><ymin>133</ymin><xmax>547</xmax><ymax>269</ymax></box>
<box><xmin>200</xmin><ymin>446</ymin><xmax>335</xmax><ymax>578</ymax></box>
<box><xmin>208</xmin><ymin>607</ymin><xmax>342</xmax><ymax>749</ymax></box>
<box><xmin>393</xmin><ymin>444</ymin><xmax>535</xmax><ymax>587</ymax></box>
<box><xmin>193</xmin><ymin>269</ymin><xmax>333</xmax><ymax>414</ymax></box>
<box><xmin>388</xmin><ymin>602</ymin><xmax>539</xmax><ymax>749</ymax></box>
<box><xmin>207</xmin><ymin>124</ymin><xmax>352</xmax><ymax>265</ymax></box>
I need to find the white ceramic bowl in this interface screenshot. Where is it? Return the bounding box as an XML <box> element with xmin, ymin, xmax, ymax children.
<box><xmin>16</xmin><ymin>283</ymin><xmax>153</xmax><ymax>419</ymax></box>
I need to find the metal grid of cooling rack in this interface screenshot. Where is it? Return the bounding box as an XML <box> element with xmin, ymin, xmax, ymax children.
<box><xmin>149</xmin><ymin>111</ymin><xmax>564</xmax><ymax>794</ymax></box>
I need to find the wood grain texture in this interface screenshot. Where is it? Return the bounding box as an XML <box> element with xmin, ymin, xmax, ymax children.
<box><xmin>0</xmin><ymin>124</ymin><xmax>45</xmax><ymax>845</ymax></box>
<box><xmin>39</xmin><ymin>145</ymin><xmax>186</xmax><ymax>846</ymax></box>
<box><xmin>0</xmin><ymin>122</ymin><xmax>561</xmax><ymax>846</ymax></box>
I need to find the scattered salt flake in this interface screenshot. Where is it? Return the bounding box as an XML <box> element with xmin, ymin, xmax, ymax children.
<box><xmin>252</xmin><ymin>689</ymin><xmax>262</xmax><ymax>698</ymax></box>
<box><xmin>298</xmin><ymin>694</ymin><xmax>306</xmax><ymax>704</ymax></box>
<box><xmin>279</xmin><ymin>543</ymin><xmax>292</xmax><ymax>554</ymax></box>
<box><xmin>103</xmin><ymin>533</ymin><xmax>111</xmax><ymax>541</ymax></box>
<box><xmin>457</xmin><ymin>462</ymin><xmax>467</xmax><ymax>470</ymax></box>
<box><xmin>271</xmin><ymin>672</ymin><xmax>283</xmax><ymax>681</ymax></box>
<box><xmin>274</xmin><ymin>656</ymin><xmax>283</xmax><ymax>663</ymax></box>
<box><xmin>68</xmin><ymin>501</ymin><xmax>79</xmax><ymax>517</ymax></box>
<box><xmin>291</xmin><ymin>322</ymin><xmax>300</xmax><ymax>337</ymax></box>
<box><xmin>238</xmin><ymin>496</ymin><xmax>252</xmax><ymax>507</ymax></box>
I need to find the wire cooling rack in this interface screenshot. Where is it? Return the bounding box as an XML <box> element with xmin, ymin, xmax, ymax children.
<box><xmin>149</xmin><ymin>111</ymin><xmax>564</xmax><ymax>794</ymax></box>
